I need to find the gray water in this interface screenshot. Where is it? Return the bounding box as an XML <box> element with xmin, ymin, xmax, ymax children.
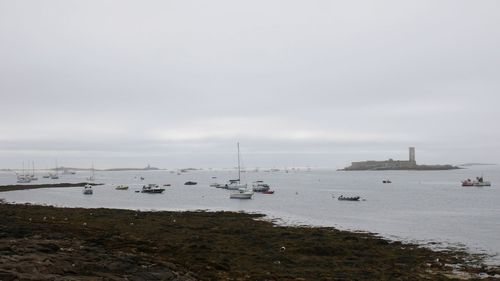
<box><xmin>1</xmin><ymin>166</ymin><xmax>499</xmax><ymax>264</ymax></box>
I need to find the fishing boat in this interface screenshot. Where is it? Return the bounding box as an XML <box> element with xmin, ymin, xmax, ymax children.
<box><xmin>473</xmin><ymin>176</ymin><xmax>491</xmax><ymax>186</ymax></box>
<box><xmin>83</xmin><ymin>184</ymin><xmax>93</xmax><ymax>195</ymax></box>
<box><xmin>229</xmin><ymin>143</ymin><xmax>253</xmax><ymax>199</ymax></box>
<box><xmin>141</xmin><ymin>184</ymin><xmax>165</xmax><ymax>193</ymax></box>
<box><xmin>115</xmin><ymin>185</ymin><xmax>129</xmax><ymax>190</ymax></box>
<box><xmin>338</xmin><ymin>195</ymin><xmax>360</xmax><ymax>201</ymax></box>
<box><xmin>462</xmin><ymin>176</ymin><xmax>491</xmax><ymax>187</ymax></box>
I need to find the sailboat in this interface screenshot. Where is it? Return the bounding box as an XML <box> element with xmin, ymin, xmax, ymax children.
<box><xmin>87</xmin><ymin>163</ymin><xmax>96</xmax><ymax>181</ymax></box>
<box><xmin>50</xmin><ymin>160</ymin><xmax>59</xmax><ymax>179</ymax></box>
<box><xmin>17</xmin><ymin>162</ymin><xmax>31</xmax><ymax>183</ymax></box>
<box><xmin>229</xmin><ymin>142</ymin><xmax>254</xmax><ymax>199</ymax></box>
<box><xmin>29</xmin><ymin>161</ymin><xmax>38</xmax><ymax>181</ymax></box>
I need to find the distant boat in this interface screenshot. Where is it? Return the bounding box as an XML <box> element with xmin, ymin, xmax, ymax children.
<box><xmin>262</xmin><ymin>190</ymin><xmax>275</xmax><ymax>194</ymax></box>
<box><xmin>51</xmin><ymin>159</ymin><xmax>59</xmax><ymax>179</ymax></box>
<box><xmin>141</xmin><ymin>184</ymin><xmax>165</xmax><ymax>193</ymax></box>
<box><xmin>230</xmin><ymin>188</ymin><xmax>254</xmax><ymax>199</ymax></box>
<box><xmin>382</xmin><ymin>180</ymin><xmax>392</xmax><ymax>184</ymax></box>
<box><xmin>252</xmin><ymin>181</ymin><xmax>271</xmax><ymax>192</ymax></box>
<box><xmin>83</xmin><ymin>184</ymin><xmax>93</xmax><ymax>195</ymax></box>
<box><xmin>29</xmin><ymin>161</ymin><xmax>38</xmax><ymax>181</ymax></box>
<box><xmin>17</xmin><ymin>176</ymin><xmax>31</xmax><ymax>183</ymax></box>
<box><xmin>462</xmin><ymin>176</ymin><xmax>491</xmax><ymax>187</ymax></box>
<box><xmin>184</xmin><ymin>181</ymin><xmax>197</xmax><ymax>185</ymax></box>
<box><xmin>115</xmin><ymin>185</ymin><xmax>129</xmax><ymax>190</ymax></box>
<box><xmin>229</xmin><ymin>143</ymin><xmax>253</xmax><ymax>199</ymax></box>
<box><xmin>338</xmin><ymin>195</ymin><xmax>360</xmax><ymax>201</ymax></box>
<box><xmin>86</xmin><ymin>163</ymin><xmax>95</xmax><ymax>181</ymax></box>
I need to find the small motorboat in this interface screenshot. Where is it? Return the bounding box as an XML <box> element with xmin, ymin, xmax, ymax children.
<box><xmin>252</xmin><ymin>181</ymin><xmax>271</xmax><ymax>192</ymax></box>
<box><xmin>115</xmin><ymin>185</ymin><xmax>129</xmax><ymax>190</ymax></box>
<box><xmin>140</xmin><ymin>177</ymin><xmax>145</xmax><ymax>180</ymax></box>
<box><xmin>163</xmin><ymin>184</ymin><xmax>171</xmax><ymax>187</ymax></box>
<box><xmin>262</xmin><ymin>190</ymin><xmax>275</xmax><ymax>194</ymax></box>
<box><xmin>382</xmin><ymin>180</ymin><xmax>392</xmax><ymax>184</ymax></box>
<box><xmin>462</xmin><ymin>179</ymin><xmax>474</xmax><ymax>186</ymax></box>
<box><xmin>337</xmin><ymin>195</ymin><xmax>360</xmax><ymax>201</ymax></box>
<box><xmin>184</xmin><ymin>181</ymin><xmax>197</xmax><ymax>185</ymax></box>
<box><xmin>83</xmin><ymin>184</ymin><xmax>93</xmax><ymax>195</ymax></box>
<box><xmin>141</xmin><ymin>184</ymin><xmax>165</xmax><ymax>193</ymax></box>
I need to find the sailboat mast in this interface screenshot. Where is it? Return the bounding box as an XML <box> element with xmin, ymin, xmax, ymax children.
<box><xmin>237</xmin><ymin>142</ymin><xmax>241</xmax><ymax>182</ymax></box>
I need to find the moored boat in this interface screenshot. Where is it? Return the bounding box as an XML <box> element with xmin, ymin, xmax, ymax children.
<box><xmin>229</xmin><ymin>143</ymin><xmax>253</xmax><ymax>199</ymax></box>
<box><xmin>462</xmin><ymin>176</ymin><xmax>491</xmax><ymax>187</ymax></box>
<box><xmin>252</xmin><ymin>181</ymin><xmax>271</xmax><ymax>192</ymax></box>
<box><xmin>262</xmin><ymin>190</ymin><xmax>275</xmax><ymax>194</ymax></box>
<box><xmin>230</xmin><ymin>188</ymin><xmax>254</xmax><ymax>199</ymax></box>
<box><xmin>83</xmin><ymin>184</ymin><xmax>93</xmax><ymax>195</ymax></box>
<box><xmin>141</xmin><ymin>184</ymin><xmax>165</xmax><ymax>193</ymax></box>
<box><xmin>338</xmin><ymin>195</ymin><xmax>360</xmax><ymax>201</ymax></box>
<box><xmin>115</xmin><ymin>185</ymin><xmax>129</xmax><ymax>190</ymax></box>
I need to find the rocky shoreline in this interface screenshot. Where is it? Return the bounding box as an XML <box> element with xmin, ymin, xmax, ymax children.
<box><xmin>1</xmin><ymin>203</ymin><xmax>499</xmax><ymax>280</ymax></box>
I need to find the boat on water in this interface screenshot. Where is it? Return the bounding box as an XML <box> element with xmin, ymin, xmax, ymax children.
<box><xmin>115</xmin><ymin>185</ymin><xmax>129</xmax><ymax>190</ymax></box>
<box><xmin>86</xmin><ymin>163</ymin><xmax>96</xmax><ymax>181</ymax></box>
<box><xmin>382</xmin><ymin>180</ymin><xmax>392</xmax><ymax>184</ymax></box>
<box><xmin>262</xmin><ymin>190</ymin><xmax>275</xmax><ymax>194</ymax></box>
<box><xmin>141</xmin><ymin>184</ymin><xmax>165</xmax><ymax>193</ymax></box>
<box><xmin>230</xmin><ymin>188</ymin><xmax>254</xmax><ymax>199</ymax></box>
<box><xmin>252</xmin><ymin>181</ymin><xmax>271</xmax><ymax>192</ymax></box>
<box><xmin>338</xmin><ymin>195</ymin><xmax>360</xmax><ymax>201</ymax></box>
<box><xmin>226</xmin><ymin>179</ymin><xmax>247</xmax><ymax>190</ymax></box>
<box><xmin>462</xmin><ymin>176</ymin><xmax>491</xmax><ymax>187</ymax></box>
<box><xmin>16</xmin><ymin>176</ymin><xmax>31</xmax><ymax>183</ymax></box>
<box><xmin>229</xmin><ymin>143</ymin><xmax>253</xmax><ymax>199</ymax></box>
<box><xmin>184</xmin><ymin>181</ymin><xmax>197</xmax><ymax>185</ymax></box>
<box><xmin>83</xmin><ymin>184</ymin><xmax>93</xmax><ymax>195</ymax></box>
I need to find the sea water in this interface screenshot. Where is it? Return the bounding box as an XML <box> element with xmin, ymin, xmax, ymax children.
<box><xmin>1</xmin><ymin>166</ymin><xmax>499</xmax><ymax>264</ymax></box>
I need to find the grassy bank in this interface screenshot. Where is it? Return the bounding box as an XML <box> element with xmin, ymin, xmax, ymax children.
<box><xmin>0</xmin><ymin>203</ymin><xmax>498</xmax><ymax>280</ymax></box>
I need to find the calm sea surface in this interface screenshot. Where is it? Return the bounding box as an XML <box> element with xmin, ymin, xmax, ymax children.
<box><xmin>1</xmin><ymin>166</ymin><xmax>499</xmax><ymax>263</ymax></box>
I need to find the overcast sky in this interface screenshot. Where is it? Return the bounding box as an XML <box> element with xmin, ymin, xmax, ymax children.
<box><xmin>1</xmin><ymin>0</ymin><xmax>499</xmax><ymax>169</ymax></box>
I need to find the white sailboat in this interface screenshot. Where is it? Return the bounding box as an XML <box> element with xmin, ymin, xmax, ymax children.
<box><xmin>229</xmin><ymin>142</ymin><xmax>253</xmax><ymax>199</ymax></box>
<box><xmin>50</xmin><ymin>159</ymin><xmax>59</xmax><ymax>179</ymax></box>
<box><xmin>87</xmin><ymin>162</ymin><xmax>95</xmax><ymax>181</ymax></box>
<box><xmin>29</xmin><ymin>161</ymin><xmax>38</xmax><ymax>181</ymax></box>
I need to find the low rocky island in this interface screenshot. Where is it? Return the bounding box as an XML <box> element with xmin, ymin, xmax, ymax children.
<box><xmin>341</xmin><ymin>147</ymin><xmax>460</xmax><ymax>171</ymax></box>
<box><xmin>0</xmin><ymin>202</ymin><xmax>498</xmax><ymax>280</ymax></box>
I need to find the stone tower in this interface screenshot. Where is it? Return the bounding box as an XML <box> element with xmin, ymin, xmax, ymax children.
<box><xmin>409</xmin><ymin>147</ymin><xmax>416</xmax><ymax>164</ymax></box>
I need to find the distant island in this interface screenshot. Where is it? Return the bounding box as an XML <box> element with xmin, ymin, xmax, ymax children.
<box><xmin>459</xmin><ymin>163</ymin><xmax>497</xmax><ymax>167</ymax></box>
<box><xmin>341</xmin><ymin>147</ymin><xmax>460</xmax><ymax>171</ymax></box>
<box><xmin>102</xmin><ymin>164</ymin><xmax>160</xmax><ymax>171</ymax></box>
